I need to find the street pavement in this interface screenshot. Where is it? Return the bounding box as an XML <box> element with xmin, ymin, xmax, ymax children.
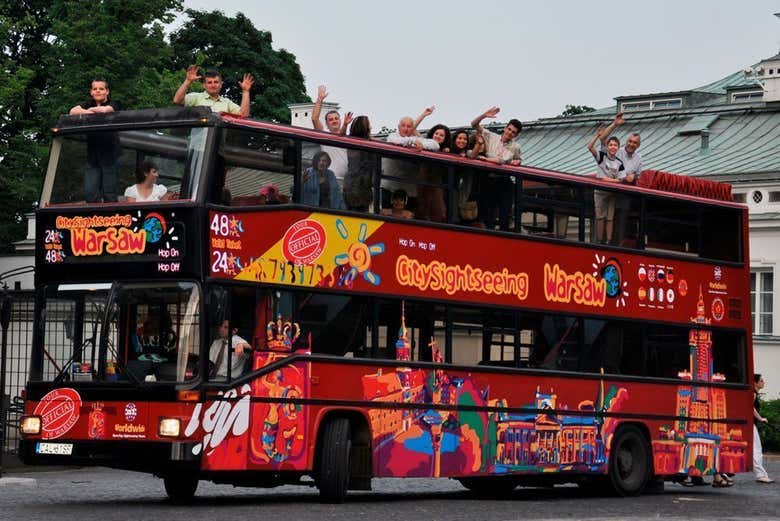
<box><xmin>2</xmin><ymin>461</ymin><xmax>779</xmax><ymax>520</ymax></box>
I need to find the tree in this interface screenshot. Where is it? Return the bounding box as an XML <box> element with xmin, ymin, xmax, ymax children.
<box><xmin>169</xmin><ymin>9</ymin><xmax>309</xmax><ymax>122</ymax></box>
<box><xmin>560</xmin><ymin>104</ymin><xmax>596</xmax><ymax>117</ymax></box>
<box><xmin>0</xmin><ymin>0</ymin><xmax>182</xmax><ymax>252</ymax></box>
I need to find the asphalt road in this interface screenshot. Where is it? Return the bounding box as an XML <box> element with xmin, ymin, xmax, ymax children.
<box><xmin>2</xmin><ymin>461</ymin><xmax>779</xmax><ymax>520</ymax></box>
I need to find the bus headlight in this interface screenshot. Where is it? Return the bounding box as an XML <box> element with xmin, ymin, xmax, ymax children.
<box><xmin>158</xmin><ymin>418</ymin><xmax>181</xmax><ymax>438</ymax></box>
<box><xmin>20</xmin><ymin>416</ymin><xmax>41</xmax><ymax>435</ymax></box>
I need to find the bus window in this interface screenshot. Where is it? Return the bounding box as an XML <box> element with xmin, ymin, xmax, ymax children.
<box><xmin>300</xmin><ymin>141</ymin><xmax>348</xmax><ymax>210</ymax></box>
<box><xmin>700</xmin><ymin>207</ymin><xmax>742</xmax><ymax>262</ymax></box>
<box><xmin>381</xmin><ymin>156</ymin><xmax>422</xmax><ymax>218</ymax></box>
<box><xmin>612</xmin><ymin>193</ymin><xmax>641</xmax><ymax>249</ymax></box>
<box><xmin>645</xmin><ymin>325</ymin><xmax>689</xmax><ymax>379</ymax></box>
<box><xmin>43</xmin><ymin>127</ymin><xmax>207</xmax><ymax>206</ymax></box>
<box><xmin>644</xmin><ymin>198</ymin><xmax>699</xmax><ymax>256</ymax></box>
<box><xmin>219</xmin><ymin>129</ymin><xmax>296</xmax><ymax>206</ymax></box>
<box><xmin>582</xmin><ymin>319</ymin><xmax>644</xmax><ymax>375</ymax></box>
<box><xmin>32</xmin><ymin>285</ymin><xmax>110</xmax><ymax>382</ymax></box>
<box><xmin>712</xmin><ymin>330</ymin><xmax>747</xmax><ymax>384</ymax></box>
<box><xmin>532</xmin><ymin>316</ymin><xmax>580</xmax><ymax>371</ymax></box>
<box><xmin>520</xmin><ymin>179</ymin><xmax>580</xmax><ymax>240</ymax></box>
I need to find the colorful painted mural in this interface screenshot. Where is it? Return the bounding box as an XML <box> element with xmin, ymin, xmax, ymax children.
<box><xmin>651</xmin><ymin>287</ymin><xmax>748</xmax><ymax>477</ymax></box>
<box><xmin>362</xmin><ymin>362</ymin><xmax>629</xmax><ymax>478</ymax></box>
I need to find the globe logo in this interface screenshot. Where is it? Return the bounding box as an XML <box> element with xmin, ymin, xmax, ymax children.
<box><xmin>602</xmin><ymin>262</ymin><xmax>622</xmax><ymax>299</ymax></box>
<box><xmin>142</xmin><ymin>213</ymin><xmax>167</xmax><ymax>244</ymax></box>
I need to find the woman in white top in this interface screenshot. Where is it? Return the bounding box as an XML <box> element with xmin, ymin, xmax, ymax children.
<box><xmin>125</xmin><ymin>160</ymin><xmax>168</xmax><ymax>202</ymax></box>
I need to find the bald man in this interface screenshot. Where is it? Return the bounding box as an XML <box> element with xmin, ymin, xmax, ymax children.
<box><xmin>382</xmin><ymin>108</ymin><xmax>440</xmax><ymax>205</ymax></box>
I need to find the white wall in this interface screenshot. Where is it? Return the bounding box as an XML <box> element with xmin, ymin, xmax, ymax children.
<box><xmin>738</xmin><ymin>184</ymin><xmax>780</xmax><ymax>399</ymax></box>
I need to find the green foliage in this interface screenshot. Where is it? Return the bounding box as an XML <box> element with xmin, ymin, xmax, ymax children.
<box><xmin>560</xmin><ymin>104</ymin><xmax>596</xmax><ymax>117</ymax></box>
<box><xmin>759</xmin><ymin>398</ymin><xmax>780</xmax><ymax>452</ymax></box>
<box><xmin>169</xmin><ymin>9</ymin><xmax>309</xmax><ymax>122</ymax></box>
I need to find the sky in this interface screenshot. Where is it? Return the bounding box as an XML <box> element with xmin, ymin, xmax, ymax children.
<box><xmin>178</xmin><ymin>1</ymin><xmax>780</xmax><ymax>129</ymax></box>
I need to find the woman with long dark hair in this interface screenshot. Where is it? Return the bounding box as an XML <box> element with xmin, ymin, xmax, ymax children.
<box><xmin>344</xmin><ymin>116</ymin><xmax>376</xmax><ymax>212</ymax></box>
<box><xmin>302</xmin><ymin>151</ymin><xmax>345</xmax><ymax>209</ymax></box>
<box><xmin>416</xmin><ymin>124</ymin><xmax>450</xmax><ymax>222</ymax></box>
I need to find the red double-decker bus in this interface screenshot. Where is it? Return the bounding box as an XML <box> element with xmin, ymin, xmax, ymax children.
<box><xmin>20</xmin><ymin>107</ymin><xmax>752</xmax><ymax>502</ymax></box>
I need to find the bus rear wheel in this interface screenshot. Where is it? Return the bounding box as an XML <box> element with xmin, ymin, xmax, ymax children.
<box><xmin>317</xmin><ymin>417</ymin><xmax>352</xmax><ymax>503</ymax></box>
<box><xmin>608</xmin><ymin>425</ymin><xmax>651</xmax><ymax>496</ymax></box>
<box><xmin>163</xmin><ymin>473</ymin><xmax>199</xmax><ymax>503</ymax></box>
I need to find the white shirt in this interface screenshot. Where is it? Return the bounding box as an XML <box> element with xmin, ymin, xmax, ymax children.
<box><xmin>480</xmin><ymin>128</ymin><xmax>521</xmax><ymax>164</ymax></box>
<box><xmin>209</xmin><ymin>334</ymin><xmax>249</xmax><ymax>378</ymax></box>
<box><xmin>124</xmin><ymin>183</ymin><xmax>167</xmax><ymax>202</ymax></box>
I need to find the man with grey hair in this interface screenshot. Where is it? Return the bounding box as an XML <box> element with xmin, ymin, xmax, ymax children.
<box><xmin>597</xmin><ymin>111</ymin><xmax>642</xmax><ymax>245</ymax></box>
<box><xmin>597</xmin><ymin>111</ymin><xmax>642</xmax><ymax>182</ymax></box>
<box><xmin>382</xmin><ymin>107</ymin><xmax>440</xmax><ymax>206</ymax></box>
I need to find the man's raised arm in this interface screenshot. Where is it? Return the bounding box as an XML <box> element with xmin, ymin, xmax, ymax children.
<box><xmin>238</xmin><ymin>73</ymin><xmax>254</xmax><ymax>118</ymax></box>
<box><xmin>413</xmin><ymin>106</ymin><xmax>435</xmax><ymax>131</ymax></box>
<box><xmin>471</xmin><ymin>106</ymin><xmax>500</xmax><ymax>133</ymax></box>
<box><xmin>173</xmin><ymin>65</ymin><xmax>200</xmax><ymax>105</ymax></box>
<box><xmin>311</xmin><ymin>85</ymin><xmax>327</xmax><ymax>131</ymax></box>
<box><xmin>598</xmin><ymin>111</ymin><xmax>624</xmax><ymax>145</ymax></box>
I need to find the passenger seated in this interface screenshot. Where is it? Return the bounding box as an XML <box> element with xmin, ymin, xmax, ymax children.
<box><xmin>209</xmin><ymin>319</ymin><xmax>251</xmax><ymax>379</ymax></box>
<box><xmin>381</xmin><ymin>190</ymin><xmax>414</xmax><ymax>219</ymax></box>
<box><xmin>125</xmin><ymin>160</ymin><xmax>168</xmax><ymax>202</ymax></box>
<box><xmin>302</xmin><ymin>151</ymin><xmax>345</xmax><ymax>209</ymax></box>
<box><xmin>259</xmin><ymin>184</ymin><xmax>289</xmax><ymax>205</ymax></box>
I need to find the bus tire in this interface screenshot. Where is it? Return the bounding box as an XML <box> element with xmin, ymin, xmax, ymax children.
<box><xmin>317</xmin><ymin>417</ymin><xmax>352</xmax><ymax>503</ymax></box>
<box><xmin>608</xmin><ymin>425</ymin><xmax>651</xmax><ymax>496</ymax></box>
<box><xmin>163</xmin><ymin>473</ymin><xmax>199</xmax><ymax>503</ymax></box>
<box><xmin>458</xmin><ymin>476</ymin><xmax>517</xmax><ymax>496</ymax></box>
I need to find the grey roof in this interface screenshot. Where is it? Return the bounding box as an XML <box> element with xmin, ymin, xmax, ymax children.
<box><xmin>504</xmin><ymin>63</ymin><xmax>780</xmax><ymax>181</ymax></box>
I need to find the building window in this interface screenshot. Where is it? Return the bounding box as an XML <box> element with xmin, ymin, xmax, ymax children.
<box><xmin>751</xmin><ymin>271</ymin><xmax>773</xmax><ymax>335</ymax></box>
<box><xmin>621</xmin><ymin>98</ymin><xmax>682</xmax><ymax>112</ymax></box>
<box><xmin>753</xmin><ymin>191</ymin><xmax>764</xmax><ymax>204</ymax></box>
<box><xmin>732</xmin><ymin>91</ymin><xmax>764</xmax><ymax>103</ymax></box>
<box><xmin>652</xmin><ymin>99</ymin><xmax>682</xmax><ymax>109</ymax></box>
<box><xmin>733</xmin><ymin>193</ymin><xmax>746</xmax><ymax>203</ymax></box>
<box><xmin>622</xmin><ymin>102</ymin><xmax>651</xmax><ymax>112</ymax></box>
<box><xmin>769</xmin><ymin>191</ymin><xmax>780</xmax><ymax>203</ymax></box>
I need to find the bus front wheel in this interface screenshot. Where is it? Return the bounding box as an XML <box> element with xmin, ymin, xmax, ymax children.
<box><xmin>163</xmin><ymin>473</ymin><xmax>199</xmax><ymax>503</ymax></box>
<box><xmin>608</xmin><ymin>425</ymin><xmax>651</xmax><ymax>496</ymax></box>
<box><xmin>317</xmin><ymin>417</ymin><xmax>352</xmax><ymax>503</ymax></box>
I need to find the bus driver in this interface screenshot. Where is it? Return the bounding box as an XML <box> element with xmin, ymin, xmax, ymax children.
<box><xmin>209</xmin><ymin>319</ymin><xmax>252</xmax><ymax>379</ymax></box>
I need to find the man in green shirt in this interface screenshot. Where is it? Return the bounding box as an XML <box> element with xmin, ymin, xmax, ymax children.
<box><xmin>173</xmin><ymin>66</ymin><xmax>254</xmax><ymax>117</ymax></box>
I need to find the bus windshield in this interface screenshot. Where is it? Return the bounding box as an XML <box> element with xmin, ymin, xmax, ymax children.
<box><xmin>35</xmin><ymin>282</ymin><xmax>201</xmax><ymax>384</ymax></box>
<box><xmin>41</xmin><ymin>127</ymin><xmax>209</xmax><ymax>206</ymax></box>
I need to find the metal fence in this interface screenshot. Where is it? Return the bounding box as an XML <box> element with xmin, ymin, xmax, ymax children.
<box><xmin>1</xmin><ymin>290</ymin><xmax>35</xmax><ymax>454</ymax></box>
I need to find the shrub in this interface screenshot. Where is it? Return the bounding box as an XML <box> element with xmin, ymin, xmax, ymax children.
<box><xmin>758</xmin><ymin>398</ymin><xmax>780</xmax><ymax>452</ymax></box>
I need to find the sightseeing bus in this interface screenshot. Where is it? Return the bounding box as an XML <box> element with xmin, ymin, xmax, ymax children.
<box><xmin>19</xmin><ymin>107</ymin><xmax>753</xmax><ymax>502</ymax></box>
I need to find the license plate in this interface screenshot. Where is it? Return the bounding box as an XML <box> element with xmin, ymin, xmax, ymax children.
<box><xmin>36</xmin><ymin>442</ymin><xmax>73</xmax><ymax>455</ymax></box>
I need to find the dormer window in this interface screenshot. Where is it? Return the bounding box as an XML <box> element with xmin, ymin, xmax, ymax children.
<box><xmin>621</xmin><ymin>98</ymin><xmax>682</xmax><ymax>112</ymax></box>
<box><xmin>732</xmin><ymin>90</ymin><xmax>763</xmax><ymax>103</ymax></box>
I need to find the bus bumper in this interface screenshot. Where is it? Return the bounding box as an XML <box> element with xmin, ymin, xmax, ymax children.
<box><xmin>18</xmin><ymin>439</ymin><xmax>200</xmax><ymax>472</ymax></box>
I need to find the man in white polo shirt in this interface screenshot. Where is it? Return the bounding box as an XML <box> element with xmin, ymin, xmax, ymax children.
<box><xmin>173</xmin><ymin>66</ymin><xmax>254</xmax><ymax>117</ymax></box>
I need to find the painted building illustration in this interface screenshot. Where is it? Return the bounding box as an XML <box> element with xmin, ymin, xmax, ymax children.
<box><xmin>361</xmin><ymin>303</ymin><xmax>627</xmax><ymax>478</ymax></box>
<box><xmin>652</xmin><ymin>287</ymin><xmax>747</xmax><ymax>476</ymax></box>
